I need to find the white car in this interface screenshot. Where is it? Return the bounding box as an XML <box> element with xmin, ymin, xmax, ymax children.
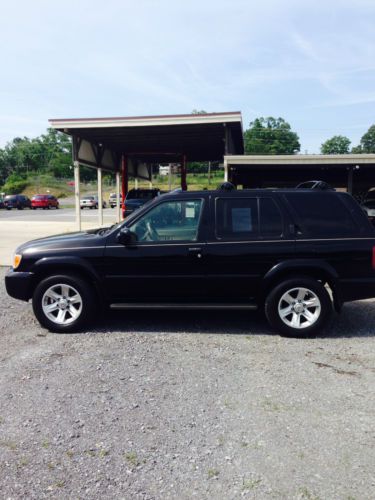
<box><xmin>80</xmin><ymin>196</ymin><xmax>107</xmax><ymax>209</ymax></box>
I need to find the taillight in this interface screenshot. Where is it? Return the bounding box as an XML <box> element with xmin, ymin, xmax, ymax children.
<box><xmin>372</xmin><ymin>247</ymin><xmax>375</xmax><ymax>269</ymax></box>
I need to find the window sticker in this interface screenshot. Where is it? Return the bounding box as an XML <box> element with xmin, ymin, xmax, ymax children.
<box><xmin>232</xmin><ymin>207</ymin><xmax>252</xmax><ymax>232</ymax></box>
<box><xmin>185</xmin><ymin>205</ymin><xmax>195</xmax><ymax>218</ymax></box>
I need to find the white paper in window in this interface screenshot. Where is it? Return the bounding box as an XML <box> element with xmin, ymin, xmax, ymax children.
<box><xmin>232</xmin><ymin>207</ymin><xmax>252</xmax><ymax>232</ymax></box>
<box><xmin>185</xmin><ymin>205</ymin><xmax>195</xmax><ymax>218</ymax></box>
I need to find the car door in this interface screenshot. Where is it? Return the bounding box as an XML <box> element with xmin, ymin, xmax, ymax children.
<box><xmin>103</xmin><ymin>196</ymin><xmax>208</xmax><ymax>303</ymax></box>
<box><xmin>205</xmin><ymin>194</ymin><xmax>295</xmax><ymax>302</ymax></box>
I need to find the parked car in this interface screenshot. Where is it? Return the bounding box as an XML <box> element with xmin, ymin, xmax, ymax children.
<box><xmin>361</xmin><ymin>199</ymin><xmax>375</xmax><ymax>226</ymax></box>
<box><xmin>0</xmin><ymin>196</ymin><xmax>4</xmax><ymax>209</ymax></box>
<box><xmin>5</xmin><ymin>188</ymin><xmax>375</xmax><ymax>337</ymax></box>
<box><xmin>31</xmin><ymin>194</ymin><xmax>59</xmax><ymax>210</ymax></box>
<box><xmin>3</xmin><ymin>194</ymin><xmax>32</xmax><ymax>210</ymax></box>
<box><xmin>123</xmin><ymin>188</ymin><xmax>161</xmax><ymax>218</ymax></box>
<box><xmin>80</xmin><ymin>196</ymin><xmax>106</xmax><ymax>209</ymax></box>
<box><xmin>109</xmin><ymin>192</ymin><xmax>123</xmax><ymax>208</ymax></box>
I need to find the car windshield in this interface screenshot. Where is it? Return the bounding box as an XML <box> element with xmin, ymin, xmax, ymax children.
<box><xmin>33</xmin><ymin>195</ymin><xmax>46</xmax><ymax>200</ymax></box>
<box><xmin>82</xmin><ymin>197</ymin><xmax>94</xmax><ymax>200</ymax></box>
<box><xmin>5</xmin><ymin>195</ymin><xmax>17</xmax><ymax>200</ymax></box>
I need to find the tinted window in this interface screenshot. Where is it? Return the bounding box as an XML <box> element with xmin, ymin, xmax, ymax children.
<box><xmin>285</xmin><ymin>193</ymin><xmax>358</xmax><ymax>237</ymax></box>
<box><xmin>130</xmin><ymin>199</ymin><xmax>203</xmax><ymax>242</ymax></box>
<box><xmin>259</xmin><ymin>198</ymin><xmax>283</xmax><ymax>237</ymax></box>
<box><xmin>216</xmin><ymin>198</ymin><xmax>258</xmax><ymax>239</ymax></box>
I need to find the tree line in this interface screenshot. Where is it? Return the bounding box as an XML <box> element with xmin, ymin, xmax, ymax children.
<box><xmin>1</xmin><ymin>118</ymin><xmax>375</xmax><ymax>191</ymax></box>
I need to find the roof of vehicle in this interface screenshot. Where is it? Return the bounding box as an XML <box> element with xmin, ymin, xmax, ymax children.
<box><xmin>160</xmin><ymin>187</ymin><xmax>350</xmax><ymax>198</ymax></box>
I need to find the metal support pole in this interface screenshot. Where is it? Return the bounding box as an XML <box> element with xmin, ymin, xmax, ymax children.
<box><xmin>348</xmin><ymin>168</ymin><xmax>353</xmax><ymax>195</ymax></box>
<box><xmin>116</xmin><ymin>171</ymin><xmax>121</xmax><ymax>223</ymax></box>
<box><xmin>224</xmin><ymin>159</ymin><xmax>229</xmax><ymax>182</ymax></box>
<box><xmin>168</xmin><ymin>164</ymin><xmax>172</xmax><ymax>191</ymax></box>
<box><xmin>97</xmin><ymin>167</ymin><xmax>103</xmax><ymax>226</ymax></box>
<box><xmin>134</xmin><ymin>177</ymin><xmax>139</xmax><ymax>189</ymax></box>
<box><xmin>181</xmin><ymin>155</ymin><xmax>187</xmax><ymax>191</ymax></box>
<box><xmin>208</xmin><ymin>161</ymin><xmax>211</xmax><ymax>185</ymax></box>
<box><xmin>121</xmin><ymin>155</ymin><xmax>128</xmax><ymax>220</ymax></box>
<box><xmin>74</xmin><ymin>161</ymin><xmax>81</xmax><ymax>231</ymax></box>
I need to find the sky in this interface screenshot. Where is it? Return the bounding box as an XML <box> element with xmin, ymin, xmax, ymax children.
<box><xmin>1</xmin><ymin>0</ymin><xmax>375</xmax><ymax>153</ymax></box>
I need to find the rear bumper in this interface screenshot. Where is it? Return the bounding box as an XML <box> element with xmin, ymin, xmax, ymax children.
<box><xmin>5</xmin><ymin>270</ymin><xmax>35</xmax><ymax>301</ymax></box>
<box><xmin>339</xmin><ymin>278</ymin><xmax>375</xmax><ymax>302</ymax></box>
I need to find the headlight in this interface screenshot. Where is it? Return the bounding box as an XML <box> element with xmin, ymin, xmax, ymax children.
<box><xmin>13</xmin><ymin>254</ymin><xmax>22</xmax><ymax>270</ymax></box>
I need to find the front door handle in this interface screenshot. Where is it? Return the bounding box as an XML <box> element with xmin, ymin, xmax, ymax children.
<box><xmin>188</xmin><ymin>247</ymin><xmax>203</xmax><ymax>259</ymax></box>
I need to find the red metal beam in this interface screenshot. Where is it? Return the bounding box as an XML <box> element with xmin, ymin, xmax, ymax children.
<box><xmin>181</xmin><ymin>154</ymin><xmax>187</xmax><ymax>191</ymax></box>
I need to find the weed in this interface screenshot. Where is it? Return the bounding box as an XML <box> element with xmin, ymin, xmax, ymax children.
<box><xmin>41</xmin><ymin>440</ymin><xmax>50</xmax><ymax>448</ymax></box>
<box><xmin>299</xmin><ymin>486</ymin><xmax>321</xmax><ymax>500</ymax></box>
<box><xmin>124</xmin><ymin>451</ymin><xmax>140</xmax><ymax>467</ymax></box>
<box><xmin>0</xmin><ymin>440</ymin><xmax>17</xmax><ymax>451</ymax></box>
<box><xmin>98</xmin><ymin>449</ymin><xmax>109</xmax><ymax>458</ymax></box>
<box><xmin>66</xmin><ymin>450</ymin><xmax>74</xmax><ymax>458</ymax></box>
<box><xmin>242</xmin><ymin>477</ymin><xmax>262</xmax><ymax>490</ymax></box>
<box><xmin>207</xmin><ymin>468</ymin><xmax>219</xmax><ymax>479</ymax></box>
<box><xmin>17</xmin><ymin>457</ymin><xmax>29</xmax><ymax>468</ymax></box>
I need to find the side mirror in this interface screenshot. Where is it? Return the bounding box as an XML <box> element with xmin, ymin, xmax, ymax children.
<box><xmin>116</xmin><ymin>226</ymin><xmax>136</xmax><ymax>245</ymax></box>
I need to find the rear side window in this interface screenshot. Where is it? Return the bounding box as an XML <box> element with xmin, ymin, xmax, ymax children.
<box><xmin>216</xmin><ymin>198</ymin><xmax>258</xmax><ymax>239</ymax></box>
<box><xmin>285</xmin><ymin>193</ymin><xmax>358</xmax><ymax>237</ymax></box>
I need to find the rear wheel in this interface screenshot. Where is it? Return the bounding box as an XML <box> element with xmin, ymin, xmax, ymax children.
<box><xmin>32</xmin><ymin>274</ymin><xmax>96</xmax><ymax>333</ymax></box>
<box><xmin>265</xmin><ymin>277</ymin><xmax>332</xmax><ymax>337</ymax></box>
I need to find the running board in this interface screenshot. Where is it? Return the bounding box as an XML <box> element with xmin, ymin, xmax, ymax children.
<box><xmin>110</xmin><ymin>303</ymin><xmax>258</xmax><ymax>311</ymax></box>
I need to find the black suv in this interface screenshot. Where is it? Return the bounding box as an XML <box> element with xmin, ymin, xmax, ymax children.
<box><xmin>5</xmin><ymin>188</ymin><xmax>375</xmax><ymax>337</ymax></box>
<box><xmin>123</xmin><ymin>188</ymin><xmax>161</xmax><ymax>217</ymax></box>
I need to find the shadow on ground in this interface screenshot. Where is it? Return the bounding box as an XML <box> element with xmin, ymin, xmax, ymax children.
<box><xmin>82</xmin><ymin>302</ymin><xmax>375</xmax><ymax>339</ymax></box>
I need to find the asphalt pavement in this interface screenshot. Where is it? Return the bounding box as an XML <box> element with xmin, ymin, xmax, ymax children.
<box><xmin>0</xmin><ymin>207</ymin><xmax>118</xmax><ymax>224</ymax></box>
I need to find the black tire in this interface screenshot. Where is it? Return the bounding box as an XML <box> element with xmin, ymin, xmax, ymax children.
<box><xmin>265</xmin><ymin>277</ymin><xmax>332</xmax><ymax>338</ymax></box>
<box><xmin>32</xmin><ymin>274</ymin><xmax>96</xmax><ymax>333</ymax></box>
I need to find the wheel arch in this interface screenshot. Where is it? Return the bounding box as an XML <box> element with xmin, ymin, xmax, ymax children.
<box><xmin>262</xmin><ymin>260</ymin><xmax>342</xmax><ymax>312</ymax></box>
<box><xmin>30</xmin><ymin>257</ymin><xmax>105</xmax><ymax>306</ymax></box>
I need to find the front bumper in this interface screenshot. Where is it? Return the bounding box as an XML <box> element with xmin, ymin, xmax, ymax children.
<box><xmin>5</xmin><ymin>269</ymin><xmax>35</xmax><ymax>301</ymax></box>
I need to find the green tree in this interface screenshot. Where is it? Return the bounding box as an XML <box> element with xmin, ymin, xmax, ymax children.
<box><xmin>359</xmin><ymin>124</ymin><xmax>375</xmax><ymax>153</ymax></box>
<box><xmin>321</xmin><ymin>135</ymin><xmax>351</xmax><ymax>154</ymax></box>
<box><xmin>244</xmin><ymin>117</ymin><xmax>300</xmax><ymax>155</ymax></box>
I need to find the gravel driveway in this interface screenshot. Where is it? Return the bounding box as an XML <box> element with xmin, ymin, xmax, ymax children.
<box><xmin>0</xmin><ymin>267</ymin><xmax>374</xmax><ymax>499</ymax></box>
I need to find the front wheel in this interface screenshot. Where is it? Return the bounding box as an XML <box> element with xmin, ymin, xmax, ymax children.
<box><xmin>32</xmin><ymin>274</ymin><xmax>96</xmax><ymax>333</ymax></box>
<box><xmin>265</xmin><ymin>277</ymin><xmax>332</xmax><ymax>337</ymax></box>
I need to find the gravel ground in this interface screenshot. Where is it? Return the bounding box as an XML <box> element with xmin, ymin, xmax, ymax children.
<box><xmin>0</xmin><ymin>267</ymin><xmax>374</xmax><ymax>499</ymax></box>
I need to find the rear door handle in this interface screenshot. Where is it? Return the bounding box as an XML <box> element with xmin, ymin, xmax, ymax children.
<box><xmin>188</xmin><ymin>247</ymin><xmax>203</xmax><ymax>259</ymax></box>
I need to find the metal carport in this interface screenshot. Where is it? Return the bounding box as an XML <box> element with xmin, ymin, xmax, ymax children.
<box><xmin>224</xmin><ymin>154</ymin><xmax>375</xmax><ymax>198</ymax></box>
<box><xmin>49</xmin><ymin>112</ymin><xmax>244</xmax><ymax>229</ymax></box>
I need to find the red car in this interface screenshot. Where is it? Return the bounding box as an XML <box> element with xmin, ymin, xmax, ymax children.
<box><xmin>31</xmin><ymin>194</ymin><xmax>59</xmax><ymax>210</ymax></box>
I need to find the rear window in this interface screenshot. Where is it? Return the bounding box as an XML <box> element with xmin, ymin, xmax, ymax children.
<box><xmin>127</xmin><ymin>190</ymin><xmax>156</xmax><ymax>200</ymax></box>
<box><xmin>284</xmin><ymin>192</ymin><xmax>358</xmax><ymax>237</ymax></box>
<box><xmin>33</xmin><ymin>195</ymin><xmax>46</xmax><ymax>200</ymax></box>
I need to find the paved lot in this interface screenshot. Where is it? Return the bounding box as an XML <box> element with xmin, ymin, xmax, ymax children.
<box><xmin>0</xmin><ymin>208</ymin><xmax>118</xmax><ymax>265</ymax></box>
<box><xmin>0</xmin><ymin>267</ymin><xmax>374</xmax><ymax>499</ymax></box>
<box><xmin>0</xmin><ymin>207</ymin><xmax>118</xmax><ymax>224</ymax></box>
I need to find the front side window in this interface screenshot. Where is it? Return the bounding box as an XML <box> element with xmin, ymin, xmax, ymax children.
<box><xmin>130</xmin><ymin>199</ymin><xmax>203</xmax><ymax>242</ymax></box>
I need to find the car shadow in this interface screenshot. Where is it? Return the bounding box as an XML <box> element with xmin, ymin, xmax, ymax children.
<box><xmin>86</xmin><ymin>301</ymin><xmax>375</xmax><ymax>339</ymax></box>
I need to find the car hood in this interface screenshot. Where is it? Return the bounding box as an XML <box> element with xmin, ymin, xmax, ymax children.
<box><xmin>17</xmin><ymin>228</ymin><xmax>106</xmax><ymax>254</ymax></box>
